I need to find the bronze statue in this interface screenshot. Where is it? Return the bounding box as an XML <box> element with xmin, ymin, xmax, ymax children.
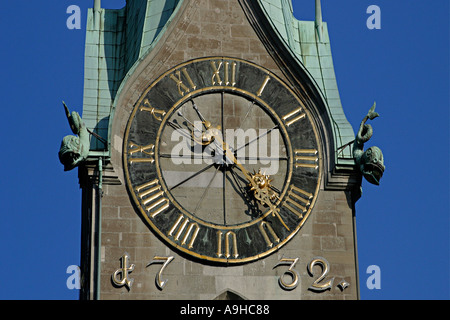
<box><xmin>58</xmin><ymin>102</ymin><xmax>89</xmax><ymax>171</ymax></box>
<box><xmin>353</xmin><ymin>103</ymin><xmax>385</xmax><ymax>185</ymax></box>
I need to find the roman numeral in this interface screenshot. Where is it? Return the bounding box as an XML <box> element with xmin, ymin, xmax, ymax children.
<box><xmin>282</xmin><ymin>185</ymin><xmax>313</xmax><ymax>219</ymax></box>
<box><xmin>224</xmin><ymin>61</ymin><xmax>237</xmax><ymax>87</ymax></box>
<box><xmin>169</xmin><ymin>68</ymin><xmax>197</xmax><ymax>96</ymax></box>
<box><xmin>256</xmin><ymin>75</ymin><xmax>271</xmax><ymax>97</ymax></box>
<box><xmin>168</xmin><ymin>214</ymin><xmax>200</xmax><ymax>249</ymax></box>
<box><xmin>139</xmin><ymin>99</ymin><xmax>166</xmax><ymax>122</ymax></box>
<box><xmin>135</xmin><ymin>179</ymin><xmax>170</xmax><ymax>218</ymax></box>
<box><xmin>282</xmin><ymin>107</ymin><xmax>306</xmax><ymax>127</ymax></box>
<box><xmin>210</xmin><ymin>61</ymin><xmax>223</xmax><ymax>85</ymax></box>
<box><xmin>294</xmin><ymin>149</ymin><xmax>319</xmax><ymax>170</ymax></box>
<box><xmin>128</xmin><ymin>142</ymin><xmax>155</xmax><ymax>164</ymax></box>
<box><xmin>259</xmin><ymin>221</ymin><xmax>280</xmax><ymax>248</ymax></box>
<box><xmin>210</xmin><ymin>60</ymin><xmax>237</xmax><ymax>87</ymax></box>
<box><xmin>216</xmin><ymin>231</ymin><xmax>239</xmax><ymax>259</ymax></box>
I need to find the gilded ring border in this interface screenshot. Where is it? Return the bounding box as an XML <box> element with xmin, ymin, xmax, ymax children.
<box><xmin>122</xmin><ymin>56</ymin><xmax>323</xmax><ymax>264</ymax></box>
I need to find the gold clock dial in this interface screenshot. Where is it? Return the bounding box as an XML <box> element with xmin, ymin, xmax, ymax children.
<box><xmin>124</xmin><ymin>57</ymin><xmax>321</xmax><ymax>264</ymax></box>
<box><xmin>157</xmin><ymin>90</ymin><xmax>290</xmax><ymax>227</ymax></box>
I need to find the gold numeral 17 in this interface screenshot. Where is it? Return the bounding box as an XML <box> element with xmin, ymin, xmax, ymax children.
<box><xmin>146</xmin><ymin>256</ymin><xmax>174</xmax><ymax>290</ymax></box>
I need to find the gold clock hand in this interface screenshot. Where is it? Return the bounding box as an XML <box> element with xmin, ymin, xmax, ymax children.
<box><xmin>175</xmin><ymin>110</ymin><xmax>216</xmax><ymax>146</ymax></box>
<box><xmin>197</xmin><ymin>118</ymin><xmax>287</xmax><ymax>229</ymax></box>
<box><xmin>214</xmin><ymin>135</ymin><xmax>287</xmax><ymax>229</ymax></box>
<box><xmin>213</xmin><ymin>134</ymin><xmax>257</xmax><ymax>189</ymax></box>
<box><xmin>233</xmin><ymin>161</ymin><xmax>289</xmax><ymax>231</ymax></box>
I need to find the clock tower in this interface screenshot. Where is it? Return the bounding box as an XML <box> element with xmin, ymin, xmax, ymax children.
<box><xmin>68</xmin><ymin>0</ymin><xmax>361</xmax><ymax>300</ymax></box>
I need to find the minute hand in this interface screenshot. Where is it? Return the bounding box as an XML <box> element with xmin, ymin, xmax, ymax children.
<box><xmin>213</xmin><ymin>135</ymin><xmax>257</xmax><ymax>189</ymax></box>
<box><xmin>215</xmin><ymin>136</ymin><xmax>289</xmax><ymax>211</ymax></box>
<box><xmin>214</xmin><ymin>135</ymin><xmax>289</xmax><ymax>230</ymax></box>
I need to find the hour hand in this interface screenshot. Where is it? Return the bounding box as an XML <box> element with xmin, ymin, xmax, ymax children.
<box><xmin>190</xmin><ymin>101</ymin><xmax>224</xmax><ymax>143</ymax></box>
<box><xmin>248</xmin><ymin>170</ymin><xmax>279</xmax><ymax>211</ymax></box>
<box><xmin>217</xmin><ymin>139</ymin><xmax>281</xmax><ymax>211</ymax></box>
<box><xmin>214</xmin><ymin>135</ymin><xmax>256</xmax><ymax>188</ymax></box>
<box><xmin>246</xmin><ymin>168</ymin><xmax>289</xmax><ymax>230</ymax></box>
<box><xmin>176</xmin><ymin>110</ymin><xmax>216</xmax><ymax>146</ymax></box>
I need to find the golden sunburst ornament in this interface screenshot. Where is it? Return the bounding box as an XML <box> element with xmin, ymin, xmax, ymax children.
<box><xmin>249</xmin><ymin>169</ymin><xmax>278</xmax><ymax>203</ymax></box>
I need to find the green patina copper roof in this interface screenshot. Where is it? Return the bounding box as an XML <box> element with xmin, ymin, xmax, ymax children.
<box><xmin>259</xmin><ymin>0</ymin><xmax>355</xmax><ymax>165</ymax></box>
<box><xmin>82</xmin><ymin>0</ymin><xmax>181</xmax><ymax>151</ymax></box>
<box><xmin>82</xmin><ymin>0</ymin><xmax>354</xmax><ymax>166</ymax></box>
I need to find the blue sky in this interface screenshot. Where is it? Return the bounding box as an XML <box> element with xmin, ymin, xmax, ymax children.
<box><xmin>0</xmin><ymin>1</ymin><xmax>448</xmax><ymax>300</ymax></box>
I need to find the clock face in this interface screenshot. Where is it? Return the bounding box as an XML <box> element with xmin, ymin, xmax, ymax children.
<box><xmin>123</xmin><ymin>57</ymin><xmax>322</xmax><ymax>264</ymax></box>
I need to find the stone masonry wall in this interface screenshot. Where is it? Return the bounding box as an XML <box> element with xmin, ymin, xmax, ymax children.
<box><xmin>96</xmin><ymin>0</ymin><xmax>358</xmax><ymax>300</ymax></box>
